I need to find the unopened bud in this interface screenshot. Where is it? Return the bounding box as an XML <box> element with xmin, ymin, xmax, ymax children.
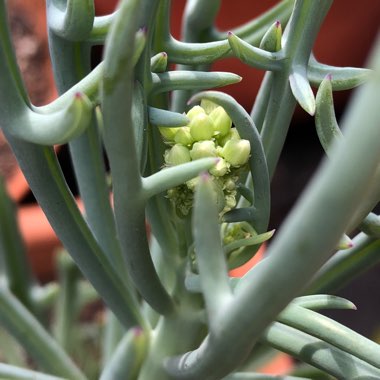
<box><xmin>209</xmin><ymin>158</ymin><xmax>230</xmax><ymax>177</ymax></box>
<box><xmin>174</xmin><ymin>127</ymin><xmax>194</xmax><ymax>145</ymax></box>
<box><xmin>200</xmin><ymin>99</ymin><xmax>218</xmax><ymax>114</ymax></box>
<box><xmin>211</xmin><ymin>181</ymin><xmax>226</xmax><ymax>213</ymax></box>
<box><xmin>186</xmin><ymin>177</ymin><xmax>199</xmax><ymax>191</ymax></box>
<box><xmin>186</xmin><ymin>105</ymin><xmax>206</xmax><ymax>121</ymax></box>
<box><xmin>164</xmin><ymin>144</ymin><xmax>191</xmax><ymax>166</ymax></box>
<box><xmin>159</xmin><ymin>126</ymin><xmax>178</xmax><ymax>141</ymax></box>
<box><xmin>190</xmin><ymin>140</ymin><xmax>217</xmax><ymax>160</ymax></box>
<box><xmin>224</xmin><ymin>178</ymin><xmax>236</xmax><ymax>191</ymax></box>
<box><xmin>209</xmin><ymin>106</ymin><xmax>232</xmax><ymax>137</ymax></box>
<box><xmin>189</xmin><ymin>113</ymin><xmax>215</xmax><ymax>141</ymax></box>
<box><xmin>221</xmin><ymin>139</ymin><xmax>251</xmax><ymax>167</ymax></box>
<box><xmin>217</xmin><ymin>128</ymin><xmax>241</xmax><ymax>146</ymax></box>
<box><xmin>225</xmin><ymin>194</ymin><xmax>237</xmax><ymax>210</ymax></box>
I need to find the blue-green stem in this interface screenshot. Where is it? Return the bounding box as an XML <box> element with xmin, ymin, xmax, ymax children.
<box><xmin>260</xmin><ymin>0</ymin><xmax>332</xmax><ymax>177</ymax></box>
<box><xmin>209</xmin><ymin>0</ymin><xmax>293</xmax><ymax>44</ymax></box>
<box><xmin>0</xmin><ymin>0</ymin><xmax>29</xmax><ymax>112</ymax></box>
<box><xmin>308</xmin><ymin>54</ymin><xmax>373</xmax><ymax>90</ymax></box>
<box><xmin>2</xmin><ymin>134</ymin><xmax>146</xmax><ymax>330</ymax></box>
<box><xmin>0</xmin><ymin>363</ymin><xmax>67</xmax><ymax>380</ymax></box>
<box><xmin>145</xmin><ymin>92</ymin><xmax>179</xmax><ymax>258</ymax></box>
<box><xmin>151</xmin><ymin>71</ymin><xmax>241</xmax><ymax>94</ymax></box>
<box><xmin>278</xmin><ymin>304</ymin><xmax>380</xmax><ymax>369</ymax></box>
<box><xmin>250</xmin><ymin>72</ymin><xmax>273</xmax><ymax>132</ymax></box>
<box><xmin>0</xmin><ymin>286</ymin><xmax>86</xmax><ymax>380</ymax></box>
<box><xmin>89</xmin><ymin>13</ymin><xmax>115</xmax><ymax>44</ymax></box>
<box><xmin>193</xmin><ymin>173</ymin><xmax>233</xmax><ymax>326</ymax></box>
<box><xmin>228</xmin><ymin>33</ymin><xmax>286</xmax><ymax>72</ymax></box>
<box><xmin>261</xmin><ymin>322</ymin><xmax>380</xmax><ymax>378</ymax></box>
<box><xmin>2</xmin><ymin>0</ymin><xmax>145</xmax><ymax>328</ymax></box>
<box><xmin>360</xmin><ymin>213</ymin><xmax>380</xmax><ymax>238</ymax></box>
<box><xmin>52</xmin><ymin>251</ymin><xmax>80</xmax><ymax>353</ymax></box>
<box><xmin>291</xmin><ymin>294</ymin><xmax>356</xmax><ymax>311</ymax></box>
<box><xmin>0</xmin><ymin>177</ymin><xmax>34</xmax><ymax>311</ymax></box>
<box><xmin>47</xmin><ymin>18</ymin><xmax>127</xmax><ymax>281</ymax></box>
<box><xmin>46</xmin><ymin>0</ymin><xmax>94</xmax><ymax>41</ymax></box>
<box><xmin>101</xmin><ymin>312</ymin><xmax>124</xmax><ymax>366</ymax></box>
<box><xmin>142</xmin><ymin>158</ymin><xmax>218</xmax><ymax>199</ymax></box>
<box><xmin>171</xmin><ymin>0</ymin><xmax>221</xmax><ymax>112</ymax></box>
<box><xmin>308</xmin><ymin>233</ymin><xmax>380</xmax><ymax>294</ymax></box>
<box><xmin>100</xmin><ymin>327</ymin><xmax>147</xmax><ymax>380</ymax></box>
<box><xmin>101</xmin><ymin>0</ymin><xmax>174</xmax><ymax>315</ymax></box>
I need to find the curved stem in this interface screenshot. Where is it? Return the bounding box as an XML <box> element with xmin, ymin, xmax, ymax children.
<box><xmin>0</xmin><ymin>286</ymin><xmax>87</xmax><ymax>380</ymax></box>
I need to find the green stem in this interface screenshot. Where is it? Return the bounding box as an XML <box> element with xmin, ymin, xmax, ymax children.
<box><xmin>2</xmin><ymin>134</ymin><xmax>146</xmax><ymax>330</ymax></box>
<box><xmin>0</xmin><ymin>0</ymin><xmax>29</xmax><ymax>112</ymax></box>
<box><xmin>53</xmin><ymin>252</ymin><xmax>80</xmax><ymax>352</ymax></box>
<box><xmin>47</xmin><ymin>31</ymin><xmax>125</xmax><ymax>274</ymax></box>
<box><xmin>0</xmin><ymin>363</ymin><xmax>67</xmax><ymax>380</ymax></box>
<box><xmin>0</xmin><ymin>286</ymin><xmax>87</xmax><ymax>380</ymax></box>
<box><xmin>0</xmin><ymin>177</ymin><xmax>34</xmax><ymax>310</ymax></box>
<box><xmin>101</xmin><ymin>0</ymin><xmax>174</xmax><ymax>315</ymax></box>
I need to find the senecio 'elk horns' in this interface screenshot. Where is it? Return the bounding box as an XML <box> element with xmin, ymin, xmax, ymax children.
<box><xmin>0</xmin><ymin>0</ymin><xmax>380</xmax><ymax>379</ymax></box>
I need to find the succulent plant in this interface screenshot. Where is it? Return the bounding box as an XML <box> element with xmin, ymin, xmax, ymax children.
<box><xmin>0</xmin><ymin>0</ymin><xmax>380</xmax><ymax>379</ymax></box>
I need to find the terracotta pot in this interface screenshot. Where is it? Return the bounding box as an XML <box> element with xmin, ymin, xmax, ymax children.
<box><xmin>17</xmin><ymin>204</ymin><xmax>60</xmax><ymax>282</ymax></box>
<box><xmin>229</xmin><ymin>243</ymin><xmax>266</xmax><ymax>278</ymax></box>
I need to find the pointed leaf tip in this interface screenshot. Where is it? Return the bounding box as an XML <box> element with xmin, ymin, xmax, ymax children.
<box><xmin>132</xmin><ymin>327</ymin><xmax>144</xmax><ymax>336</ymax></box>
<box><xmin>139</xmin><ymin>26</ymin><xmax>148</xmax><ymax>34</ymax></box>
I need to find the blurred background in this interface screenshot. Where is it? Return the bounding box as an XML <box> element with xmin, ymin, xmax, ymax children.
<box><xmin>1</xmin><ymin>0</ymin><xmax>379</xmax><ymax>338</ymax></box>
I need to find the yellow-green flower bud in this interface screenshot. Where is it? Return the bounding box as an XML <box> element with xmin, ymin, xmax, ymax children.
<box><xmin>190</xmin><ymin>141</ymin><xmax>217</xmax><ymax>160</ymax></box>
<box><xmin>174</xmin><ymin>127</ymin><xmax>194</xmax><ymax>145</ymax></box>
<box><xmin>200</xmin><ymin>99</ymin><xmax>218</xmax><ymax>114</ymax></box>
<box><xmin>217</xmin><ymin>128</ymin><xmax>241</xmax><ymax>146</ymax></box>
<box><xmin>211</xmin><ymin>181</ymin><xmax>226</xmax><ymax>213</ymax></box>
<box><xmin>209</xmin><ymin>106</ymin><xmax>232</xmax><ymax>137</ymax></box>
<box><xmin>224</xmin><ymin>178</ymin><xmax>236</xmax><ymax>191</ymax></box>
<box><xmin>209</xmin><ymin>158</ymin><xmax>230</xmax><ymax>177</ymax></box>
<box><xmin>164</xmin><ymin>144</ymin><xmax>191</xmax><ymax>166</ymax></box>
<box><xmin>189</xmin><ymin>113</ymin><xmax>215</xmax><ymax>141</ymax></box>
<box><xmin>186</xmin><ymin>177</ymin><xmax>199</xmax><ymax>191</ymax></box>
<box><xmin>186</xmin><ymin>105</ymin><xmax>206</xmax><ymax>121</ymax></box>
<box><xmin>159</xmin><ymin>126</ymin><xmax>178</xmax><ymax>141</ymax></box>
<box><xmin>225</xmin><ymin>194</ymin><xmax>237</xmax><ymax>210</ymax></box>
<box><xmin>221</xmin><ymin>139</ymin><xmax>251</xmax><ymax>167</ymax></box>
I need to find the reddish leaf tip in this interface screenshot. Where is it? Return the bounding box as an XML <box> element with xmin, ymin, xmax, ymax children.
<box><xmin>132</xmin><ymin>327</ymin><xmax>144</xmax><ymax>336</ymax></box>
<box><xmin>200</xmin><ymin>171</ymin><xmax>210</xmax><ymax>182</ymax></box>
<box><xmin>275</xmin><ymin>20</ymin><xmax>281</xmax><ymax>28</ymax></box>
<box><xmin>139</xmin><ymin>26</ymin><xmax>148</xmax><ymax>34</ymax></box>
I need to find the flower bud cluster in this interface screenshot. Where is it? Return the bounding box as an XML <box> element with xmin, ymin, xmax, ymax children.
<box><xmin>160</xmin><ymin>101</ymin><xmax>251</xmax><ymax>217</ymax></box>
